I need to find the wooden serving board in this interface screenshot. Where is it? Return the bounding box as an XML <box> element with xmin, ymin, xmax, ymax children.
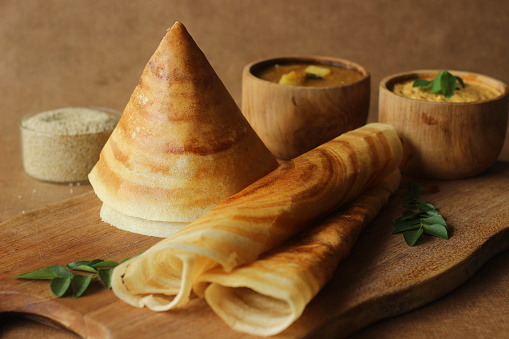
<box><xmin>1</xmin><ymin>162</ymin><xmax>509</xmax><ymax>339</ymax></box>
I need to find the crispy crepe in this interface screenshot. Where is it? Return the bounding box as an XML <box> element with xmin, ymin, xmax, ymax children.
<box><xmin>197</xmin><ymin>170</ymin><xmax>401</xmax><ymax>336</ymax></box>
<box><xmin>111</xmin><ymin>123</ymin><xmax>403</xmax><ymax>310</ymax></box>
<box><xmin>88</xmin><ymin>22</ymin><xmax>278</xmax><ymax>237</ymax></box>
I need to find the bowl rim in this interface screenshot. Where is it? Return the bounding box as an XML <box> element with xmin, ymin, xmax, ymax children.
<box><xmin>19</xmin><ymin>106</ymin><xmax>121</xmax><ymax>136</ymax></box>
<box><xmin>380</xmin><ymin>69</ymin><xmax>509</xmax><ymax>105</ymax></box>
<box><xmin>244</xmin><ymin>55</ymin><xmax>370</xmax><ymax>89</ymax></box>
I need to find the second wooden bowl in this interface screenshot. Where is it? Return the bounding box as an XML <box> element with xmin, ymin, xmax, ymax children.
<box><xmin>242</xmin><ymin>56</ymin><xmax>370</xmax><ymax>160</ymax></box>
<box><xmin>379</xmin><ymin>70</ymin><xmax>508</xmax><ymax>180</ymax></box>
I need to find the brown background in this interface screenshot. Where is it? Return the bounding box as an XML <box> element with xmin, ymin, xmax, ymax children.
<box><xmin>1</xmin><ymin>0</ymin><xmax>508</xmax><ymax>338</ymax></box>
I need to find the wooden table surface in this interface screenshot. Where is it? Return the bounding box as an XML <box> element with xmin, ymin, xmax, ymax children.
<box><xmin>1</xmin><ymin>1</ymin><xmax>509</xmax><ymax>338</ymax></box>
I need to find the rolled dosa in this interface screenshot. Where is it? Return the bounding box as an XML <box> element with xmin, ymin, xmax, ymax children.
<box><xmin>111</xmin><ymin>123</ymin><xmax>403</xmax><ymax>311</ymax></box>
<box><xmin>198</xmin><ymin>170</ymin><xmax>401</xmax><ymax>336</ymax></box>
<box><xmin>88</xmin><ymin>22</ymin><xmax>278</xmax><ymax>237</ymax></box>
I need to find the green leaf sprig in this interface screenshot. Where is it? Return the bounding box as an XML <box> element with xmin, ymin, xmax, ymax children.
<box><xmin>412</xmin><ymin>70</ymin><xmax>465</xmax><ymax>98</ymax></box>
<box><xmin>392</xmin><ymin>183</ymin><xmax>449</xmax><ymax>246</ymax></box>
<box><xmin>305</xmin><ymin>73</ymin><xmax>323</xmax><ymax>80</ymax></box>
<box><xmin>15</xmin><ymin>258</ymin><xmax>132</xmax><ymax>298</ymax></box>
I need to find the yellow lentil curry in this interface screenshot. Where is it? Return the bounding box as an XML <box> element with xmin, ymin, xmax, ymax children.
<box><xmin>393</xmin><ymin>79</ymin><xmax>500</xmax><ymax>102</ymax></box>
<box><xmin>257</xmin><ymin>63</ymin><xmax>363</xmax><ymax>87</ymax></box>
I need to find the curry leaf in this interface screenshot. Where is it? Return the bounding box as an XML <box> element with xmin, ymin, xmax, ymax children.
<box><xmin>14</xmin><ymin>255</ymin><xmax>135</xmax><ymax>298</ymax></box>
<box><xmin>71</xmin><ymin>274</ymin><xmax>93</xmax><ymax>298</ymax></box>
<box><xmin>66</xmin><ymin>261</ymin><xmax>98</xmax><ymax>273</ymax></box>
<box><xmin>50</xmin><ymin>277</ymin><xmax>72</xmax><ymax>297</ymax></box>
<box><xmin>403</xmin><ymin>228</ymin><xmax>424</xmax><ymax>247</ymax></box>
<box><xmin>393</xmin><ymin>221</ymin><xmax>420</xmax><ymax>234</ymax></box>
<box><xmin>423</xmin><ymin>224</ymin><xmax>449</xmax><ymax>239</ymax></box>
<box><xmin>413</xmin><ymin>70</ymin><xmax>465</xmax><ymax>98</ymax></box>
<box><xmin>392</xmin><ymin>183</ymin><xmax>449</xmax><ymax>246</ymax></box>
<box><xmin>15</xmin><ymin>265</ymin><xmax>73</xmax><ymax>280</ymax></box>
<box><xmin>66</xmin><ymin>260</ymin><xmax>91</xmax><ymax>269</ymax></box>
<box><xmin>305</xmin><ymin>73</ymin><xmax>323</xmax><ymax>80</ymax></box>
<box><xmin>92</xmin><ymin>260</ymin><xmax>119</xmax><ymax>268</ymax></box>
<box><xmin>98</xmin><ymin>269</ymin><xmax>114</xmax><ymax>289</ymax></box>
<box><xmin>412</xmin><ymin>78</ymin><xmax>432</xmax><ymax>89</ymax></box>
<box><xmin>423</xmin><ymin>214</ymin><xmax>447</xmax><ymax>227</ymax></box>
<box><xmin>90</xmin><ymin>259</ymin><xmax>105</xmax><ymax>266</ymax></box>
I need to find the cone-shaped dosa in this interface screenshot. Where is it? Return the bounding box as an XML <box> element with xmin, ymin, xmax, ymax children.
<box><xmin>89</xmin><ymin>22</ymin><xmax>278</xmax><ymax>237</ymax></box>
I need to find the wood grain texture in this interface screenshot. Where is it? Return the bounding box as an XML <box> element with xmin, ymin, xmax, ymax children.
<box><xmin>1</xmin><ymin>162</ymin><xmax>509</xmax><ymax>339</ymax></box>
<box><xmin>379</xmin><ymin>70</ymin><xmax>509</xmax><ymax>180</ymax></box>
<box><xmin>242</xmin><ymin>57</ymin><xmax>370</xmax><ymax>160</ymax></box>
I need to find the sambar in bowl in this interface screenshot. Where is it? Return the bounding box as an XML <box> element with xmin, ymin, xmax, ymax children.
<box><xmin>242</xmin><ymin>56</ymin><xmax>370</xmax><ymax>160</ymax></box>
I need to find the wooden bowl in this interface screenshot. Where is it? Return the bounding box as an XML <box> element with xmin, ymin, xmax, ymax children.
<box><xmin>242</xmin><ymin>56</ymin><xmax>370</xmax><ymax>160</ymax></box>
<box><xmin>379</xmin><ymin>70</ymin><xmax>509</xmax><ymax>180</ymax></box>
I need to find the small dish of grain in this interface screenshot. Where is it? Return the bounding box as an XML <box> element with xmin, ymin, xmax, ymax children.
<box><xmin>20</xmin><ymin>106</ymin><xmax>120</xmax><ymax>184</ymax></box>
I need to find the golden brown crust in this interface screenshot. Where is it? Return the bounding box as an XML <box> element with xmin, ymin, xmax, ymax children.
<box><xmin>88</xmin><ymin>22</ymin><xmax>278</xmax><ymax>230</ymax></box>
<box><xmin>111</xmin><ymin>123</ymin><xmax>403</xmax><ymax>313</ymax></box>
<box><xmin>199</xmin><ymin>170</ymin><xmax>401</xmax><ymax>336</ymax></box>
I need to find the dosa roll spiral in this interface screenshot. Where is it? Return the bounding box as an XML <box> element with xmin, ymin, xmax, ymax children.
<box><xmin>111</xmin><ymin>123</ymin><xmax>403</xmax><ymax>311</ymax></box>
<box><xmin>198</xmin><ymin>170</ymin><xmax>401</xmax><ymax>336</ymax></box>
